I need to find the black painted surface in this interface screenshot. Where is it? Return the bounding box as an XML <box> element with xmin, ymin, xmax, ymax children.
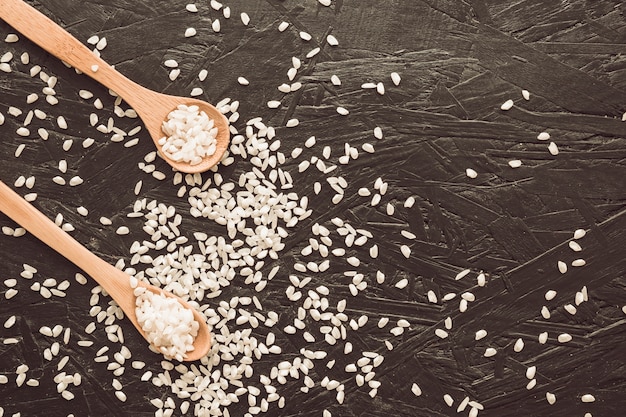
<box><xmin>0</xmin><ymin>1</ymin><xmax>625</xmax><ymax>416</ymax></box>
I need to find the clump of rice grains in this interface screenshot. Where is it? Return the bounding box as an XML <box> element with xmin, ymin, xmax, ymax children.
<box><xmin>159</xmin><ymin>104</ymin><xmax>218</xmax><ymax>165</ymax></box>
<box><xmin>133</xmin><ymin>284</ymin><xmax>200</xmax><ymax>361</ymax></box>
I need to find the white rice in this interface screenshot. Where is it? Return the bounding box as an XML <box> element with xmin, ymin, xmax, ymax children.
<box><xmin>466</xmin><ymin>168</ymin><xmax>478</xmax><ymax>178</ymax></box>
<box><xmin>500</xmin><ymin>99</ymin><xmax>514</xmax><ymax>110</ymax></box>
<box><xmin>390</xmin><ymin>72</ymin><xmax>401</xmax><ymax>86</ymax></box>
<box><xmin>537</xmin><ymin>132</ymin><xmax>550</xmax><ymax>140</ymax></box>
<box><xmin>159</xmin><ymin>104</ymin><xmax>218</xmax><ymax>166</ymax></box>
<box><xmin>581</xmin><ymin>394</ymin><xmax>595</xmax><ymax>403</ymax></box>
<box><xmin>134</xmin><ymin>287</ymin><xmax>200</xmax><ymax>361</ymax></box>
<box><xmin>548</xmin><ymin>141</ymin><xmax>559</xmax><ymax>155</ymax></box>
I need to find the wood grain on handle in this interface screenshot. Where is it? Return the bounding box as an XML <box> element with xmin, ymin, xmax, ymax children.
<box><xmin>0</xmin><ymin>0</ymin><xmax>145</xmax><ymax>108</ymax></box>
<box><xmin>0</xmin><ymin>180</ymin><xmax>131</xmax><ymax>305</ymax></box>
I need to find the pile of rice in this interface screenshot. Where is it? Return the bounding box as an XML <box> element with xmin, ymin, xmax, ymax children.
<box><xmin>159</xmin><ymin>104</ymin><xmax>218</xmax><ymax>166</ymax></box>
<box><xmin>134</xmin><ymin>285</ymin><xmax>199</xmax><ymax>361</ymax></box>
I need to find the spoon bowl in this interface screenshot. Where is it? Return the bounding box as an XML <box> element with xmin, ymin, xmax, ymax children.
<box><xmin>138</xmin><ymin>95</ymin><xmax>230</xmax><ymax>174</ymax></box>
<box><xmin>1</xmin><ymin>0</ymin><xmax>230</xmax><ymax>174</ymax></box>
<box><xmin>0</xmin><ymin>180</ymin><xmax>212</xmax><ymax>361</ymax></box>
<box><xmin>132</xmin><ymin>283</ymin><xmax>212</xmax><ymax>362</ymax></box>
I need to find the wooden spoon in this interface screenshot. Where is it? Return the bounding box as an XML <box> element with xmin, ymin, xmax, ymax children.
<box><xmin>1</xmin><ymin>0</ymin><xmax>230</xmax><ymax>174</ymax></box>
<box><xmin>0</xmin><ymin>180</ymin><xmax>212</xmax><ymax>361</ymax></box>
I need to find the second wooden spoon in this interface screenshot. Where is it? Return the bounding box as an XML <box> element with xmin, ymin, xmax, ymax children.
<box><xmin>0</xmin><ymin>180</ymin><xmax>212</xmax><ymax>361</ymax></box>
<box><xmin>0</xmin><ymin>0</ymin><xmax>230</xmax><ymax>173</ymax></box>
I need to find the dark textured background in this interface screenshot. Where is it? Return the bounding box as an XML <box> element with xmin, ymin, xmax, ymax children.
<box><xmin>1</xmin><ymin>1</ymin><xmax>625</xmax><ymax>416</ymax></box>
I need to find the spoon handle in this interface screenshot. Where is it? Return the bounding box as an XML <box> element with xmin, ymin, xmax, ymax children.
<box><xmin>0</xmin><ymin>0</ymin><xmax>142</xmax><ymax>105</ymax></box>
<box><xmin>0</xmin><ymin>180</ymin><xmax>128</xmax><ymax>299</ymax></box>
